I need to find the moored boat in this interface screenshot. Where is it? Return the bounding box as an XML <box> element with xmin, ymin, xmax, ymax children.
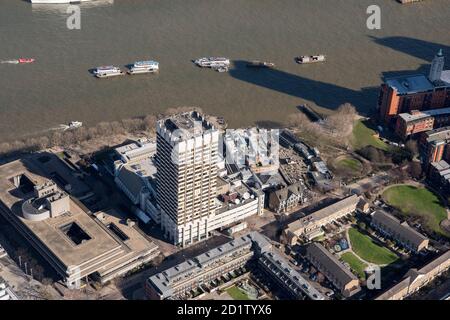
<box><xmin>127</xmin><ymin>60</ymin><xmax>159</xmax><ymax>75</ymax></box>
<box><xmin>214</xmin><ymin>65</ymin><xmax>229</xmax><ymax>73</ymax></box>
<box><xmin>295</xmin><ymin>55</ymin><xmax>326</xmax><ymax>64</ymax></box>
<box><xmin>68</xmin><ymin>121</ymin><xmax>82</xmax><ymax>129</ymax></box>
<box><xmin>93</xmin><ymin>66</ymin><xmax>124</xmax><ymax>78</ymax></box>
<box><xmin>194</xmin><ymin>57</ymin><xmax>230</xmax><ymax>68</ymax></box>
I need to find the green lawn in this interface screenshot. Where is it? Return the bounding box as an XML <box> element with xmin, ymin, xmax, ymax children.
<box><xmin>348</xmin><ymin>228</ymin><xmax>398</xmax><ymax>265</ymax></box>
<box><xmin>336</xmin><ymin>157</ymin><xmax>363</xmax><ymax>172</ymax></box>
<box><xmin>382</xmin><ymin>185</ymin><xmax>449</xmax><ymax>237</ymax></box>
<box><xmin>341</xmin><ymin>252</ymin><xmax>367</xmax><ymax>280</ymax></box>
<box><xmin>226</xmin><ymin>286</ymin><xmax>251</xmax><ymax>300</ymax></box>
<box><xmin>351</xmin><ymin>120</ymin><xmax>389</xmax><ymax>151</ymax></box>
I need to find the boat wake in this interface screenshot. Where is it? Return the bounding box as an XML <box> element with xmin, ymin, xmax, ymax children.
<box><xmin>59</xmin><ymin>125</ymin><xmax>70</xmax><ymax>131</ymax></box>
<box><xmin>1</xmin><ymin>58</ymin><xmax>35</xmax><ymax>64</ymax></box>
<box><xmin>1</xmin><ymin>60</ymin><xmax>19</xmax><ymax>64</ymax></box>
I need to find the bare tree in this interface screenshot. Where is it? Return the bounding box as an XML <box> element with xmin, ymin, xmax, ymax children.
<box><xmin>143</xmin><ymin>115</ymin><xmax>157</xmax><ymax>131</ymax></box>
<box><xmin>288</xmin><ymin>113</ymin><xmax>310</xmax><ymax>127</ymax></box>
<box><xmin>49</xmin><ymin>132</ymin><xmax>62</xmax><ymax>147</ymax></box>
<box><xmin>87</xmin><ymin>127</ymin><xmax>99</xmax><ymax>140</ymax></box>
<box><xmin>121</xmin><ymin>118</ymin><xmax>143</xmax><ymax>132</ymax></box>
<box><xmin>37</xmin><ymin>136</ymin><xmax>50</xmax><ymax>150</ymax></box>
<box><xmin>324</xmin><ymin>103</ymin><xmax>357</xmax><ymax>140</ymax></box>
<box><xmin>110</xmin><ymin>121</ymin><xmax>126</xmax><ymax>135</ymax></box>
<box><xmin>96</xmin><ymin>122</ymin><xmax>113</xmax><ymax>136</ymax></box>
<box><xmin>0</xmin><ymin>142</ymin><xmax>11</xmax><ymax>154</ymax></box>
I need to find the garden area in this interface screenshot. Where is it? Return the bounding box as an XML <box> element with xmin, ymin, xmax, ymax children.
<box><xmin>341</xmin><ymin>252</ymin><xmax>368</xmax><ymax>280</ymax></box>
<box><xmin>331</xmin><ymin>155</ymin><xmax>364</xmax><ymax>178</ymax></box>
<box><xmin>382</xmin><ymin>185</ymin><xmax>450</xmax><ymax>238</ymax></box>
<box><xmin>351</xmin><ymin>120</ymin><xmax>389</xmax><ymax>152</ymax></box>
<box><xmin>226</xmin><ymin>285</ymin><xmax>251</xmax><ymax>300</ymax></box>
<box><xmin>348</xmin><ymin>228</ymin><xmax>398</xmax><ymax>265</ymax></box>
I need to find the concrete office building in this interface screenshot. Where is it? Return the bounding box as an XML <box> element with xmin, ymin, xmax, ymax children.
<box><xmin>305</xmin><ymin>243</ymin><xmax>360</xmax><ymax>297</ymax></box>
<box><xmin>0</xmin><ymin>282</ymin><xmax>19</xmax><ymax>300</ymax></box>
<box><xmin>211</xmin><ymin>180</ymin><xmax>264</xmax><ymax>231</ymax></box>
<box><xmin>145</xmin><ymin>232</ymin><xmax>325</xmax><ymax>300</ymax></box>
<box><xmin>156</xmin><ymin>112</ymin><xmax>265</xmax><ymax>246</ymax></box>
<box><xmin>156</xmin><ymin>112</ymin><xmax>219</xmax><ymax>246</ymax></box>
<box><xmin>376</xmin><ymin>250</ymin><xmax>450</xmax><ymax>300</ymax></box>
<box><xmin>223</xmin><ymin>128</ymin><xmax>279</xmax><ymax>174</ymax></box>
<box><xmin>115</xmin><ymin>138</ymin><xmax>157</xmax><ymax>164</ymax></box>
<box><xmin>284</xmin><ymin>195</ymin><xmax>360</xmax><ymax>245</ymax></box>
<box><xmin>113</xmin><ymin>139</ymin><xmax>158</xmax><ymax>223</ymax></box>
<box><xmin>0</xmin><ymin>158</ymin><xmax>160</xmax><ymax>287</ymax></box>
<box><xmin>371</xmin><ymin>211</ymin><xmax>429</xmax><ymax>253</ymax></box>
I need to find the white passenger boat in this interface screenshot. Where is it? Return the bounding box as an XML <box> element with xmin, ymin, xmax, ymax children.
<box><xmin>93</xmin><ymin>66</ymin><xmax>124</xmax><ymax>78</ymax></box>
<box><xmin>127</xmin><ymin>60</ymin><xmax>159</xmax><ymax>75</ymax></box>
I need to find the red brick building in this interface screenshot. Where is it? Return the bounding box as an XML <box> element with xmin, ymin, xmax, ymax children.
<box><xmin>395</xmin><ymin>107</ymin><xmax>450</xmax><ymax>140</ymax></box>
<box><xmin>421</xmin><ymin>127</ymin><xmax>450</xmax><ymax>164</ymax></box>
<box><xmin>378</xmin><ymin>50</ymin><xmax>450</xmax><ymax>126</ymax></box>
<box><xmin>378</xmin><ymin>75</ymin><xmax>450</xmax><ymax>125</ymax></box>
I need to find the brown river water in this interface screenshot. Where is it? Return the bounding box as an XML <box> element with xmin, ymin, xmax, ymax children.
<box><xmin>0</xmin><ymin>0</ymin><xmax>449</xmax><ymax>142</ymax></box>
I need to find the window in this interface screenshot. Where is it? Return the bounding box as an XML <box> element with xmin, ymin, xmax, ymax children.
<box><xmin>60</xmin><ymin>222</ymin><xmax>91</xmax><ymax>245</ymax></box>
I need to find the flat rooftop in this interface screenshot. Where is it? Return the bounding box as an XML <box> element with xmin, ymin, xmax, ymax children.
<box><xmin>385</xmin><ymin>74</ymin><xmax>434</xmax><ymax>95</ymax></box>
<box><xmin>148</xmin><ymin>233</ymin><xmax>257</xmax><ymax>297</ymax></box>
<box><xmin>441</xmin><ymin>70</ymin><xmax>450</xmax><ymax>86</ymax></box>
<box><xmin>163</xmin><ymin>112</ymin><xmax>212</xmax><ymax>132</ymax></box>
<box><xmin>425</xmin><ymin>126</ymin><xmax>450</xmax><ymax>144</ymax></box>
<box><xmin>114</xmin><ymin>139</ymin><xmax>156</xmax><ymax>162</ymax></box>
<box><xmin>158</xmin><ymin>111</ymin><xmax>216</xmax><ymax>141</ymax></box>
<box><xmin>216</xmin><ymin>182</ymin><xmax>257</xmax><ymax>215</ymax></box>
<box><xmin>0</xmin><ymin>157</ymin><xmax>158</xmax><ymax>281</ymax></box>
<box><xmin>398</xmin><ymin>107</ymin><xmax>450</xmax><ymax>123</ymax></box>
<box><xmin>0</xmin><ymin>161</ymin><xmax>121</xmax><ymax>268</ymax></box>
<box><xmin>26</xmin><ymin>152</ymin><xmax>92</xmax><ymax>199</ymax></box>
<box><xmin>431</xmin><ymin>160</ymin><xmax>450</xmax><ymax>172</ymax></box>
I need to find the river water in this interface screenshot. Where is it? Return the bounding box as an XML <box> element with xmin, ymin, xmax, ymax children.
<box><xmin>0</xmin><ymin>0</ymin><xmax>449</xmax><ymax>142</ymax></box>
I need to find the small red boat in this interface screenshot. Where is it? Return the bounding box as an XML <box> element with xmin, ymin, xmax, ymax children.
<box><xmin>18</xmin><ymin>58</ymin><xmax>35</xmax><ymax>64</ymax></box>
